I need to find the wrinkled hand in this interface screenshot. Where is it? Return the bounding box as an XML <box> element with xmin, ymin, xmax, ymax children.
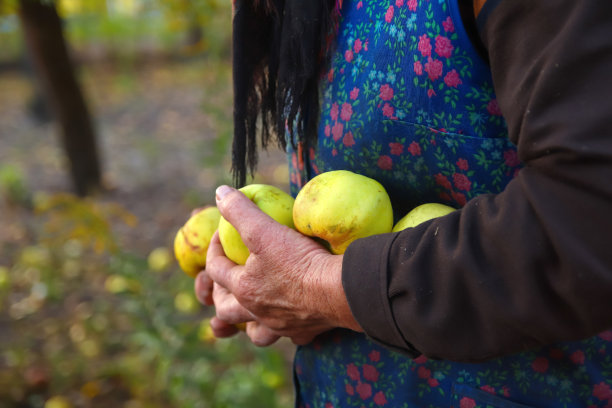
<box><xmin>196</xmin><ymin>185</ymin><xmax>361</xmax><ymax>346</ymax></box>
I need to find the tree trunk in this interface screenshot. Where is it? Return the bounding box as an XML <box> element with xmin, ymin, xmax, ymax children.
<box><xmin>18</xmin><ymin>0</ymin><xmax>103</xmax><ymax>196</ymax></box>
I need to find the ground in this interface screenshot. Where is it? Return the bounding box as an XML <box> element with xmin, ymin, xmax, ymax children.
<box><xmin>0</xmin><ymin>56</ymin><xmax>288</xmax><ymax>255</ymax></box>
<box><xmin>0</xmin><ymin>57</ymin><xmax>293</xmax><ymax>408</ymax></box>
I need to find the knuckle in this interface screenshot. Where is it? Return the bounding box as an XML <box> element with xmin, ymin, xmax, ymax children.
<box><xmin>234</xmin><ymin>274</ymin><xmax>255</xmax><ymax>300</ymax></box>
<box><xmin>215</xmin><ymin>308</ymin><xmax>230</xmax><ymax>322</ymax></box>
<box><xmin>221</xmin><ymin>190</ymin><xmax>244</xmax><ymax>214</ymax></box>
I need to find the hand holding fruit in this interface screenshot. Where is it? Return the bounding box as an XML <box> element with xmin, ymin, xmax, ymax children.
<box><xmin>204</xmin><ymin>185</ymin><xmax>362</xmax><ymax>346</ymax></box>
<box><xmin>183</xmin><ymin>170</ymin><xmax>454</xmax><ymax>346</ymax></box>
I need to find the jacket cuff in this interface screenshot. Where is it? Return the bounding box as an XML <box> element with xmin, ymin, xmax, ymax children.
<box><xmin>342</xmin><ymin>232</ymin><xmax>421</xmax><ymax>357</ymax></box>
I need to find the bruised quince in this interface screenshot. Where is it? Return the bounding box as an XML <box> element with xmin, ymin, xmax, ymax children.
<box><xmin>293</xmin><ymin>170</ymin><xmax>393</xmax><ymax>254</ymax></box>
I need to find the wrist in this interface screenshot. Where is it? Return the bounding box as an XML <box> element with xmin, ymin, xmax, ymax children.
<box><xmin>313</xmin><ymin>253</ymin><xmax>363</xmax><ymax>332</ymax></box>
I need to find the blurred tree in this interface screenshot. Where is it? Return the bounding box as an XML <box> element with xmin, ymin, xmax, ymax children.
<box><xmin>17</xmin><ymin>0</ymin><xmax>102</xmax><ymax>197</ymax></box>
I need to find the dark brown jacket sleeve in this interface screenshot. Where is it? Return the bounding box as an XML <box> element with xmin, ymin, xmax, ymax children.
<box><xmin>342</xmin><ymin>0</ymin><xmax>612</xmax><ymax>362</ymax></box>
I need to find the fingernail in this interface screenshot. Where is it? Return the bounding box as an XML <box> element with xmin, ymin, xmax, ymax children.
<box><xmin>216</xmin><ymin>185</ymin><xmax>234</xmax><ymax>201</ymax></box>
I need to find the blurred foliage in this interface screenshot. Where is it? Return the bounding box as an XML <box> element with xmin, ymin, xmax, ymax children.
<box><xmin>0</xmin><ymin>2</ymin><xmax>295</xmax><ymax>406</ymax></box>
<box><xmin>0</xmin><ymin>164</ymin><xmax>31</xmax><ymax>207</ymax></box>
<box><xmin>0</xmin><ymin>193</ymin><xmax>293</xmax><ymax>407</ymax></box>
<box><xmin>0</xmin><ymin>0</ymin><xmax>232</xmax><ymax>63</ymax></box>
<box><xmin>34</xmin><ymin>193</ymin><xmax>137</xmax><ymax>254</ymax></box>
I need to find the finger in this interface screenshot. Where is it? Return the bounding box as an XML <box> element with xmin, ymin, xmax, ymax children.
<box><xmin>246</xmin><ymin>321</ymin><xmax>281</xmax><ymax>347</ymax></box>
<box><xmin>205</xmin><ymin>231</ymin><xmax>241</xmax><ymax>291</ymax></box>
<box><xmin>212</xmin><ymin>282</ymin><xmax>254</xmax><ymax>324</ymax></box>
<box><xmin>215</xmin><ymin>185</ymin><xmax>281</xmax><ymax>255</ymax></box>
<box><xmin>210</xmin><ymin>317</ymin><xmax>240</xmax><ymax>338</ymax></box>
<box><xmin>194</xmin><ymin>271</ymin><xmax>214</xmax><ymax>306</ymax></box>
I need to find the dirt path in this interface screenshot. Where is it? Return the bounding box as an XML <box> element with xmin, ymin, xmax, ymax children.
<box><xmin>0</xmin><ymin>57</ymin><xmax>288</xmax><ymax>256</ymax></box>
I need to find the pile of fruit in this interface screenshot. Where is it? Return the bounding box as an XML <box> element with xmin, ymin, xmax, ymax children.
<box><xmin>174</xmin><ymin>170</ymin><xmax>455</xmax><ymax>275</ymax></box>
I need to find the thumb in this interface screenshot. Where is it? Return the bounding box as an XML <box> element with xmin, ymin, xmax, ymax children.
<box><xmin>215</xmin><ymin>185</ymin><xmax>280</xmax><ymax>254</ymax></box>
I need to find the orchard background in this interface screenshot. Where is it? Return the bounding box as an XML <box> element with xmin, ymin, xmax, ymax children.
<box><xmin>0</xmin><ymin>1</ymin><xmax>292</xmax><ymax>407</ymax></box>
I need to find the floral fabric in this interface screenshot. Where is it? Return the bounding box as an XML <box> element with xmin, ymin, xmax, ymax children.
<box><xmin>287</xmin><ymin>0</ymin><xmax>612</xmax><ymax>407</ymax></box>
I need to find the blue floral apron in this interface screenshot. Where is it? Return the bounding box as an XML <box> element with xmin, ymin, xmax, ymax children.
<box><xmin>287</xmin><ymin>0</ymin><xmax>612</xmax><ymax>406</ymax></box>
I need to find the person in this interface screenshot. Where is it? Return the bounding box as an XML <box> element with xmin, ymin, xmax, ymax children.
<box><xmin>195</xmin><ymin>0</ymin><xmax>612</xmax><ymax>406</ymax></box>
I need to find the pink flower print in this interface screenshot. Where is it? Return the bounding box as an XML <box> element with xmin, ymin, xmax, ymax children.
<box><xmin>487</xmin><ymin>99</ymin><xmax>503</xmax><ymax>116</ymax></box>
<box><xmin>332</xmin><ymin>148</ymin><xmax>338</xmax><ymax>156</ymax></box>
<box><xmin>414</xmin><ymin>60</ymin><xmax>423</xmax><ymax>75</ymax></box>
<box><xmin>385</xmin><ymin>5</ymin><xmax>394</xmax><ymax>23</ymax></box>
<box><xmin>346</xmin><ymin>383</ymin><xmax>355</xmax><ymax>395</ymax></box>
<box><xmin>362</xmin><ymin>364</ymin><xmax>379</xmax><ymax>382</ymax></box>
<box><xmin>382</xmin><ymin>103</ymin><xmax>395</xmax><ymax>118</ymax></box>
<box><xmin>451</xmin><ymin>191</ymin><xmax>467</xmax><ymax>206</ymax></box>
<box><xmin>442</xmin><ymin>16</ymin><xmax>454</xmax><ymax>32</ymax></box>
<box><xmin>435</xmin><ymin>173</ymin><xmax>451</xmax><ymax>190</ymax></box>
<box><xmin>593</xmin><ymin>382</ymin><xmax>612</xmax><ymax>400</ymax></box>
<box><xmin>532</xmin><ymin>357</ymin><xmax>549</xmax><ymax>373</ymax></box>
<box><xmin>373</xmin><ymin>391</ymin><xmax>388</xmax><ymax>406</ymax></box>
<box><xmin>480</xmin><ymin>385</ymin><xmax>496</xmax><ymax>395</ymax></box>
<box><xmin>413</xmin><ymin>355</ymin><xmax>428</xmax><ymax>364</ymax></box>
<box><xmin>291</xmin><ymin>152</ymin><xmax>298</xmax><ymax>169</ymax></box>
<box><xmin>309</xmin><ymin>147</ymin><xmax>316</xmax><ymax>160</ymax></box>
<box><xmin>369</xmin><ymin>350</ymin><xmax>380</xmax><ymax>362</ymax></box>
<box><xmin>425</xmin><ymin>57</ymin><xmax>443</xmax><ymax>81</ymax></box>
<box><xmin>379</xmin><ymin>84</ymin><xmax>394</xmax><ymax>101</ymax></box>
<box><xmin>418</xmin><ymin>34</ymin><xmax>432</xmax><ymax>57</ymax></box>
<box><xmin>364</xmin><ymin>40</ymin><xmax>369</xmax><ymax>51</ymax></box>
<box><xmin>325</xmin><ymin>403</ymin><xmax>334</xmax><ymax>408</ymax></box>
<box><xmin>341</xmin><ymin>102</ymin><xmax>353</xmax><ymax>121</ymax></box>
<box><xmin>345</xmin><ymin>49</ymin><xmax>354</xmax><ymax>63</ymax></box>
<box><xmin>427</xmin><ymin>88</ymin><xmax>436</xmax><ymax>98</ymax></box>
<box><xmin>501</xmin><ymin>386</ymin><xmax>511</xmax><ymax>398</ymax></box>
<box><xmin>347</xmin><ymin>363</ymin><xmax>360</xmax><ymax>381</ymax></box>
<box><xmin>453</xmin><ymin>173</ymin><xmax>472</xmax><ymax>191</ymax></box>
<box><xmin>435</xmin><ymin>35</ymin><xmax>454</xmax><ymax>58</ymax></box>
<box><xmin>377</xmin><ymin>155</ymin><xmax>393</xmax><ymax>170</ymax></box>
<box><xmin>296</xmin><ymin>142</ymin><xmax>305</xmax><ymax>170</ymax></box>
<box><xmin>356</xmin><ymin>382</ymin><xmax>372</xmax><ymax>400</ymax></box>
<box><xmin>330</xmin><ymin>102</ymin><xmax>339</xmax><ymax>121</ymax></box>
<box><xmin>327</xmin><ymin>68</ymin><xmax>334</xmax><ymax>82</ymax></box>
<box><xmin>456</xmin><ymin>158</ymin><xmax>468</xmax><ymax>171</ymax></box>
<box><xmin>570</xmin><ymin>350</ymin><xmax>585</xmax><ymax>365</ymax></box>
<box><xmin>343</xmin><ymin>131</ymin><xmax>355</xmax><ymax>147</ymax></box>
<box><xmin>395</xmin><ymin>0</ymin><xmax>404</xmax><ymax>6</ymax></box>
<box><xmin>460</xmin><ymin>397</ymin><xmax>477</xmax><ymax>408</ymax></box>
<box><xmin>354</xmin><ymin>38</ymin><xmax>362</xmax><ymax>54</ymax></box>
<box><xmin>439</xmin><ymin>192</ymin><xmax>451</xmax><ymax>201</ymax></box>
<box><xmin>503</xmin><ymin>149</ymin><xmax>520</xmax><ymax>167</ymax></box>
<box><xmin>389</xmin><ymin>142</ymin><xmax>404</xmax><ymax>155</ymax></box>
<box><xmin>427</xmin><ymin>378</ymin><xmax>439</xmax><ymax>387</ymax></box>
<box><xmin>407</xmin><ymin>0</ymin><xmax>417</xmax><ymax>11</ymax></box>
<box><xmin>407</xmin><ymin>141</ymin><xmax>421</xmax><ymax>156</ymax></box>
<box><xmin>332</xmin><ymin>122</ymin><xmax>344</xmax><ymax>142</ymax></box>
<box><xmin>417</xmin><ymin>366</ymin><xmax>431</xmax><ymax>379</ymax></box>
<box><xmin>290</xmin><ymin>171</ymin><xmax>299</xmax><ymax>186</ymax></box>
<box><xmin>444</xmin><ymin>69</ymin><xmax>462</xmax><ymax>87</ymax></box>
<box><xmin>324</xmin><ymin>124</ymin><xmax>331</xmax><ymax>137</ymax></box>
<box><xmin>599</xmin><ymin>330</ymin><xmax>612</xmax><ymax>341</ymax></box>
<box><xmin>350</xmin><ymin>87</ymin><xmax>360</xmax><ymax>100</ymax></box>
<box><xmin>357</xmin><ymin>1</ymin><xmax>363</xmax><ymax>9</ymax></box>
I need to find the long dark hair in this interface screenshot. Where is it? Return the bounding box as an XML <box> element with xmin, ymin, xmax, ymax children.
<box><xmin>231</xmin><ymin>0</ymin><xmax>339</xmax><ymax>187</ymax></box>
